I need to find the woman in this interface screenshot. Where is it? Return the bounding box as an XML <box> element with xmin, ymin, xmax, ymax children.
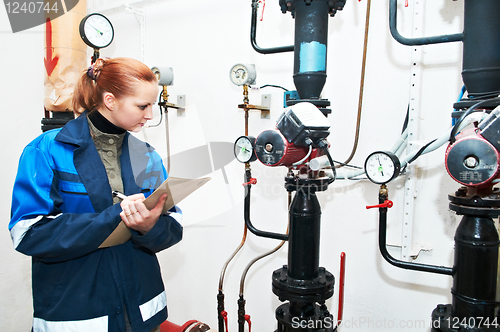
<box><xmin>9</xmin><ymin>57</ymin><xmax>182</xmax><ymax>332</ymax></box>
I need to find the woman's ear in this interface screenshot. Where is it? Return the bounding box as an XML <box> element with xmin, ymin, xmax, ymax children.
<box><xmin>102</xmin><ymin>92</ymin><xmax>116</xmax><ymax>111</ymax></box>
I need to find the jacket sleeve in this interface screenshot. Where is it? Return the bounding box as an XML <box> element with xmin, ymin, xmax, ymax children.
<box><xmin>9</xmin><ymin>144</ymin><xmax>123</xmax><ymax>263</ymax></box>
<box><xmin>129</xmin><ymin>151</ymin><xmax>183</xmax><ymax>253</ymax></box>
<box><xmin>130</xmin><ymin>206</ymin><xmax>183</xmax><ymax>254</ymax></box>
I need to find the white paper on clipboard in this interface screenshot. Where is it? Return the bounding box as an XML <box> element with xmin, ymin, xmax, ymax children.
<box><xmin>144</xmin><ymin>176</ymin><xmax>211</xmax><ymax>213</ymax></box>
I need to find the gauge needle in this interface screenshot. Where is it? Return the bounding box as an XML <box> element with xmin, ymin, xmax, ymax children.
<box><xmin>377</xmin><ymin>156</ymin><xmax>384</xmax><ymax>176</ymax></box>
<box><xmin>89</xmin><ymin>24</ymin><xmax>103</xmax><ymax>35</ymax></box>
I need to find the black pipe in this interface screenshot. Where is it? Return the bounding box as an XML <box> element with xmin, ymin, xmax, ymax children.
<box><xmin>462</xmin><ymin>0</ymin><xmax>500</xmax><ymax>97</ymax></box>
<box><xmin>293</xmin><ymin>0</ymin><xmax>329</xmax><ymax>99</ymax></box>
<box><xmin>250</xmin><ymin>0</ymin><xmax>294</xmax><ymax>54</ymax></box>
<box><xmin>378</xmin><ymin>192</ymin><xmax>453</xmax><ymax>276</ymax></box>
<box><xmin>389</xmin><ymin>0</ymin><xmax>463</xmax><ymax>46</ymax></box>
<box><xmin>238</xmin><ymin>295</ymin><xmax>246</xmax><ymax>332</ymax></box>
<box><xmin>244</xmin><ymin>169</ymin><xmax>289</xmax><ymax>241</ymax></box>
<box><xmin>452</xmin><ymin>214</ymin><xmax>500</xmax><ymax>320</ymax></box>
<box><xmin>217</xmin><ymin>290</ymin><xmax>225</xmax><ymax>332</ymax></box>
<box><xmin>288</xmin><ymin>186</ymin><xmax>321</xmax><ymax>280</ymax></box>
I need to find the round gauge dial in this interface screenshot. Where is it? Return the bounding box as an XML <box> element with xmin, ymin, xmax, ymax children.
<box><xmin>79</xmin><ymin>13</ymin><xmax>114</xmax><ymax>49</ymax></box>
<box><xmin>234</xmin><ymin>136</ymin><xmax>257</xmax><ymax>163</ymax></box>
<box><xmin>229</xmin><ymin>64</ymin><xmax>257</xmax><ymax>86</ymax></box>
<box><xmin>364</xmin><ymin>151</ymin><xmax>401</xmax><ymax>184</ymax></box>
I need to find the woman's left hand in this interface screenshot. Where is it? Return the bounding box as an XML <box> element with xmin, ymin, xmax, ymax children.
<box><xmin>119</xmin><ymin>193</ymin><xmax>168</xmax><ymax>235</ymax></box>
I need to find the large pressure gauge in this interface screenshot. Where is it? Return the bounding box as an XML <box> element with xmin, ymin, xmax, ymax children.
<box><xmin>79</xmin><ymin>13</ymin><xmax>114</xmax><ymax>49</ymax></box>
<box><xmin>234</xmin><ymin>136</ymin><xmax>257</xmax><ymax>163</ymax></box>
<box><xmin>364</xmin><ymin>151</ymin><xmax>401</xmax><ymax>184</ymax></box>
<box><xmin>229</xmin><ymin>64</ymin><xmax>257</xmax><ymax>86</ymax></box>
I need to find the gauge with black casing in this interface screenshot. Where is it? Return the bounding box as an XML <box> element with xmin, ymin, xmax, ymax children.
<box><xmin>234</xmin><ymin>136</ymin><xmax>257</xmax><ymax>163</ymax></box>
<box><xmin>364</xmin><ymin>151</ymin><xmax>401</xmax><ymax>184</ymax></box>
<box><xmin>79</xmin><ymin>13</ymin><xmax>114</xmax><ymax>49</ymax></box>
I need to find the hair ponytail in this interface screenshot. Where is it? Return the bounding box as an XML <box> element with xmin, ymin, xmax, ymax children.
<box><xmin>71</xmin><ymin>57</ymin><xmax>157</xmax><ymax>115</ymax></box>
<box><xmin>72</xmin><ymin>68</ymin><xmax>99</xmax><ymax>115</ymax></box>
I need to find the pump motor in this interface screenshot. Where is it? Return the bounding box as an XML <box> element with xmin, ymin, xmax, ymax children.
<box><xmin>254</xmin><ymin>129</ymin><xmax>312</xmax><ymax>167</ymax></box>
<box><xmin>445</xmin><ymin>128</ymin><xmax>500</xmax><ymax>188</ymax></box>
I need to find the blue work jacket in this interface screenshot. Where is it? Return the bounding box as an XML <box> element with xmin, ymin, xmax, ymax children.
<box><xmin>9</xmin><ymin>111</ymin><xmax>183</xmax><ymax>332</ymax></box>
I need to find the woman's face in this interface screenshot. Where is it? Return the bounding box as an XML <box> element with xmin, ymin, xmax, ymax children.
<box><xmin>106</xmin><ymin>81</ymin><xmax>158</xmax><ymax>133</ymax></box>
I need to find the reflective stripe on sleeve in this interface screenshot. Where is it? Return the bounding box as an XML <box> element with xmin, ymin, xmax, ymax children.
<box><xmin>10</xmin><ymin>214</ymin><xmax>62</xmax><ymax>249</ymax></box>
<box><xmin>139</xmin><ymin>290</ymin><xmax>167</xmax><ymax>322</ymax></box>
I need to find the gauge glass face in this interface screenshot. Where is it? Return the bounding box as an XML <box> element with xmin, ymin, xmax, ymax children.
<box><xmin>234</xmin><ymin>136</ymin><xmax>256</xmax><ymax>163</ymax></box>
<box><xmin>230</xmin><ymin>65</ymin><xmax>249</xmax><ymax>86</ymax></box>
<box><xmin>82</xmin><ymin>14</ymin><xmax>114</xmax><ymax>49</ymax></box>
<box><xmin>365</xmin><ymin>152</ymin><xmax>399</xmax><ymax>184</ymax></box>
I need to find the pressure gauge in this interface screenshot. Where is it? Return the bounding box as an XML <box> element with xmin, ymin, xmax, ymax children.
<box><xmin>234</xmin><ymin>136</ymin><xmax>257</xmax><ymax>163</ymax></box>
<box><xmin>364</xmin><ymin>151</ymin><xmax>401</xmax><ymax>184</ymax></box>
<box><xmin>79</xmin><ymin>13</ymin><xmax>114</xmax><ymax>49</ymax></box>
<box><xmin>229</xmin><ymin>64</ymin><xmax>257</xmax><ymax>86</ymax></box>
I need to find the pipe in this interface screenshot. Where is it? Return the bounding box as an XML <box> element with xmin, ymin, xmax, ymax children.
<box><xmin>340</xmin><ymin>0</ymin><xmax>371</xmax><ymax>167</ymax></box>
<box><xmin>288</xmin><ymin>184</ymin><xmax>321</xmax><ymax>280</ymax></box>
<box><xmin>244</xmin><ymin>169</ymin><xmax>289</xmax><ymax>241</ymax></box>
<box><xmin>462</xmin><ymin>0</ymin><xmax>500</xmax><ymax>97</ymax></box>
<box><xmin>238</xmin><ymin>194</ymin><xmax>289</xmax><ymax>332</ymax></box>
<box><xmin>337</xmin><ymin>252</ymin><xmax>346</xmax><ymax>326</ymax></box>
<box><xmin>250</xmin><ymin>0</ymin><xmax>294</xmax><ymax>54</ymax></box>
<box><xmin>160</xmin><ymin>320</ymin><xmax>216</xmax><ymax>332</ymax></box>
<box><xmin>238</xmin><ymin>295</ymin><xmax>246</xmax><ymax>332</ymax></box>
<box><xmin>389</xmin><ymin>0</ymin><xmax>463</xmax><ymax>46</ymax></box>
<box><xmin>293</xmin><ymin>0</ymin><xmax>329</xmax><ymax>99</ymax></box>
<box><xmin>452</xmin><ymin>214</ymin><xmax>500</xmax><ymax>320</ymax></box>
<box><xmin>218</xmin><ymin>218</ymin><xmax>247</xmax><ymax>332</ymax></box>
<box><xmin>377</xmin><ymin>188</ymin><xmax>453</xmax><ymax>276</ymax></box>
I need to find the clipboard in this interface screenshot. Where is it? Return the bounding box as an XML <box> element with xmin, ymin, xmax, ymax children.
<box><xmin>143</xmin><ymin>177</ymin><xmax>211</xmax><ymax>213</ymax></box>
<box><xmin>99</xmin><ymin>176</ymin><xmax>211</xmax><ymax>248</ymax></box>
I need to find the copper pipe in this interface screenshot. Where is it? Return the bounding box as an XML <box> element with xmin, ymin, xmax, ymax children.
<box><xmin>239</xmin><ymin>191</ymin><xmax>292</xmax><ymax>296</ymax></box>
<box><xmin>340</xmin><ymin>0</ymin><xmax>371</xmax><ymax>167</ymax></box>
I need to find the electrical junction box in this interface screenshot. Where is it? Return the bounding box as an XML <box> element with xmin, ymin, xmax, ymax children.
<box><xmin>283</xmin><ymin>90</ymin><xmax>300</xmax><ymax>107</ymax></box>
<box><xmin>276</xmin><ymin>102</ymin><xmax>330</xmax><ymax>146</ymax></box>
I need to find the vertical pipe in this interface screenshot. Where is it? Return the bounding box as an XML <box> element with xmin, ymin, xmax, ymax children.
<box><xmin>217</xmin><ymin>291</ymin><xmax>225</xmax><ymax>332</ymax></box>
<box><xmin>452</xmin><ymin>214</ymin><xmax>500</xmax><ymax>320</ymax></box>
<box><xmin>288</xmin><ymin>187</ymin><xmax>321</xmax><ymax>280</ymax></box>
<box><xmin>462</xmin><ymin>0</ymin><xmax>500</xmax><ymax>97</ymax></box>
<box><xmin>293</xmin><ymin>0</ymin><xmax>329</xmax><ymax>100</ymax></box>
<box><xmin>238</xmin><ymin>295</ymin><xmax>246</xmax><ymax>332</ymax></box>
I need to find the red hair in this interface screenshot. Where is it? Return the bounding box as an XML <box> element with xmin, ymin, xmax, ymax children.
<box><xmin>72</xmin><ymin>57</ymin><xmax>158</xmax><ymax>114</ymax></box>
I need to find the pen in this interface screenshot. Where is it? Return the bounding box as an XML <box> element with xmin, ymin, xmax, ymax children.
<box><xmin>112</xmin><ymin>191</ymin><xmax>128</xmax><ymax>200</ymax></box>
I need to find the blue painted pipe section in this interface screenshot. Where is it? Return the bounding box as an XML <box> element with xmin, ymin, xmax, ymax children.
<box><xmin>299</xmin><ymin>41</ymin><xmax>327</xmax><ymax>73</ymax></box>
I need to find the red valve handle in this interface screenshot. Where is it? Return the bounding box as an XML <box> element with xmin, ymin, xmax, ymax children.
<box><xmin>245</xmin><ymin>314</ymin><xmax>252</xmax><ymax>332</ymax></box>
<box><xmin>243</xmin><ymin>178</ymin><xmax>257</xmax><ymax>186</ymax></box>
<box><xmin>221</xmin><ymin>311</ymin><xmax>229</xmax><ymax>332</ymax></box>
<box><xmin>366</xmin><ymin>200</ymin><xmax>393</xmax><ymax>209</ymax></box>
<box><xmin>337</xmin><ymin>252</ymin><xmax>346</xmax><ymax>327</ymax></box>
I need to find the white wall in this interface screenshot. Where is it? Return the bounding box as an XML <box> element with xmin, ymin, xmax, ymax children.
<box><xmin>0</xmin><ymin>0</ymin><xmax>466</xmax><ymax>331</ymax></box>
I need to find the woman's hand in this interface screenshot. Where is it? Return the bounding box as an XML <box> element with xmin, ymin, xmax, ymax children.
<box><xmin>119</xmin><ymin>193</ymin><xmax>168</xmax><ymax>235</ymax></box>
